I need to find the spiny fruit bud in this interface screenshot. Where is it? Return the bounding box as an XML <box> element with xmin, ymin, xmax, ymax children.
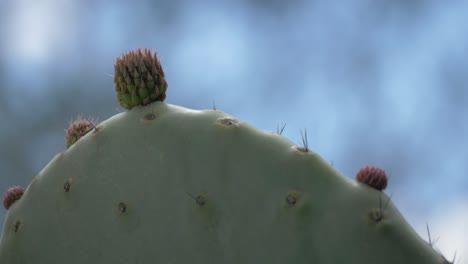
<box><xmin>3</xmin><ymin>185</ymin><xmax>25</xmax><ymax>210</ymax></box>
<box><xmin>114</xmin><ymin>48</ymin><xmax>168</xmax><ymax>110</ymax></box>
<box><xmin>65</xmin><ymin>115</ymin><xmax>97</xmax><ymax>148</ymax></box>
<box><xmin>356</xmin><ymin>165</ymin><xmax>388</xmax><ymax>191</ymax></box>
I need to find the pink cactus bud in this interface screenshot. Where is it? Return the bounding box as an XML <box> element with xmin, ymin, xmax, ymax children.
<box><xmin>356</xmin><ymin>165</ymin><xmax>388</xmax><ymax>191</ymax></box>
<box><xmin>65</xmin><ymin>114</ymin><xmax>97</xmax><ymax>149</ymax></box>
<box><xmin>3</xmin><ymin>185</ymin><xmax>25</xmax><ymax>210</ymax></box>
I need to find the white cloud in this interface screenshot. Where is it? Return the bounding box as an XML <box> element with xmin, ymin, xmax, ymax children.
<box><xmin>4</xmin><ymin>0</ymin><xmax>78</xmax><ymax>62</ymax></box>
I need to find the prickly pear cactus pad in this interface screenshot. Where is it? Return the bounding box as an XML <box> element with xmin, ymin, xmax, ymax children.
<box><xmin>0</xmin><ymin>49</ymin><xmax>451</xmax><ymax>264</ymax></box>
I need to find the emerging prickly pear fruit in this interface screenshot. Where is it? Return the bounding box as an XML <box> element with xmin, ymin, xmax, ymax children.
<box><xmin>2</xmin><ymin>186</ymin><xmax>24</xmax><ymax>210</ymax></box>
<box><xmin>356</xmin><ymin>165</ymin><xmax>388</xmax><ymax>191</ymax></box>
<box><xmin>65</xmin><ymin>115</ymin><xmax>97</xmax><ymax>148</ymax></box>
<box><xmin>114</xmin><ymin>48</ymin><xmax>167</xmax><ymax>109</ymax></box>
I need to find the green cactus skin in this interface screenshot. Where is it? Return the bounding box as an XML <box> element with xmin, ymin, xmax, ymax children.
<box><xmin>0</xmin><ymin>102</ymin><xmax>448</xmax><ymax>263</ymax></box>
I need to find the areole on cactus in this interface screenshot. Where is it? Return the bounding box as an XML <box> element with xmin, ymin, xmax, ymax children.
<box><xmin>0</xmin><ymin>48</ymin><xmax>454</xmax><ymax>264</ymax></box>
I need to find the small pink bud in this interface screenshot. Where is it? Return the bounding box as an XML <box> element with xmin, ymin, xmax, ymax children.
<box><xmin>3</xmin><ymin>185</ymin><xmax>25</xmax><ymax>210</ymax></box>
<box><xmin>356</xmin><ymin>165</ymin><xmax>388</xmax><ymax>191</ymax></box>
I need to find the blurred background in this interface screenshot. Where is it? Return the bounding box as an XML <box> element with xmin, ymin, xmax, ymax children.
<box><xmin>0</xmin><ymin>0</ymin><xmax>467</xmax><ymax>262</ymax></box>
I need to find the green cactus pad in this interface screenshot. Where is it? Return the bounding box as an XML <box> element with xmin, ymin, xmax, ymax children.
<box><xmin>0</xmin><ymin>102</ymin><xmax>448</xmax><ymax>264</ymax></box>
<box><xmin>114</xmin><ymin>48</ymin><xmax>167</xmax><ymax>110</ymax></box>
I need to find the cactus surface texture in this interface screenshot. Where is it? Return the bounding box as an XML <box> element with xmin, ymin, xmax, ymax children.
<box><xmin>0</xmin><ymin>49</ymin><xmax>450</xmax><ymax>264</ymax></box>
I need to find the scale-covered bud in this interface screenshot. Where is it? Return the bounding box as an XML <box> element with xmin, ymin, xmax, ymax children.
<box><xmin>65</xmin><ymin>115</ymin><xmax>97</xmax><ymax>149</ymax></box>
<box><xmin>356</xmin><ymin>165</ymin><xmax>388</xmax><ymax>191</ymax></box>
<box><xmin>114</xmin><ymin>48</ymin><xmax>168</xmax><ymax>110</ymax></box>
<box><xmin>3</xmin><ymin>185</ymin><xmax>25</xmax><ymax>210</ymax></box>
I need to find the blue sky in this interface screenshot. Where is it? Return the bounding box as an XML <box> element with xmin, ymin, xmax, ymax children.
<box><xmin>0</xmin><ymin>0</ymin><xmax>467</xmax><ymax>261</ymax></box>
